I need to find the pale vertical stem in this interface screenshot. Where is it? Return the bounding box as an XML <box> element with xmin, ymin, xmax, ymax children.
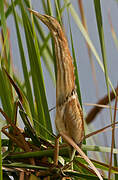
<box><xmin>54</xmin><ymin>134</ymin><xmax>60</xmax><ymax>165</ymax></box>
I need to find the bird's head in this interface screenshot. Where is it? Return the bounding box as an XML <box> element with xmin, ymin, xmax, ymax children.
<box><xmin>28</xmin><ymin>9</ymin><xmax>63</xmax><ymax>39</ymax></box>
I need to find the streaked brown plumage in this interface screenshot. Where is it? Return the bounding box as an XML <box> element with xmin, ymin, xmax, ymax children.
<box><xmin>28</xmin><ymin>9</ymin><xmax>84</xmax><ymax>147</ymax></box>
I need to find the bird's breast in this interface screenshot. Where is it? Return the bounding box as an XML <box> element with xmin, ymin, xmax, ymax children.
<box><xmin>55</xmin><ymin>94</ymin><xmax>84</xmax><ymax>144</ymax></box>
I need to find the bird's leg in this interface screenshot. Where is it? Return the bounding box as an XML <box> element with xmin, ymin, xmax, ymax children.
<box><xmin>69</xmin><ymin>142</ymin><xmax>83</xmax><ymax>169</ymax></box>
<box><xmin>70</xmin><ymin>148</ymin><xmax>76</xmax><ymax>162</ymax></box>
<box><xmin>54</xmin><ymin>134</ymin><xmax>60</xmax><ymax>166</ymax></box>
<box><xmin>69</xmin><ymin>147</ymin><xmax>76</xmax><ymax>170</ymax></box>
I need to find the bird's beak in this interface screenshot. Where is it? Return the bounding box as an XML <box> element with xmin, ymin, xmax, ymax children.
<box><xmin>28</xmin><ymin>8</ymin><xmax>48</xmax><ymax>25</ymax></box>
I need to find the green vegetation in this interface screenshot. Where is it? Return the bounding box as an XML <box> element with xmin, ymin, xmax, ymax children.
<box><xmin>0</xmin><ymin>0</ymin><xmax>118</xmax><ymax>179</ymax></box>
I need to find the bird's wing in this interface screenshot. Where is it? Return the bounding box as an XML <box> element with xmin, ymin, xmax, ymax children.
<box><xmin>63</xmin><ymin>97</ymin><xmax>84</xmax><ymax>145</ymax></box>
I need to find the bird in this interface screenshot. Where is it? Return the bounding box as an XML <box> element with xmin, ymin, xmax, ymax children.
<box><xmin>28</xmin><ymin>9</ymin><xmax>84</xmax><ymax>165</ymax></box>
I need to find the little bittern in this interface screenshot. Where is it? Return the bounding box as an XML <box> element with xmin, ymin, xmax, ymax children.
<box><xmin>28</xmin><ymin>9</ymin><xmax>84</xmax><ymax>163</ymax></box>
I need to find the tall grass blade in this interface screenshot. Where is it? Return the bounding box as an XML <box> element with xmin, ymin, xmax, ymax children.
<box><xmin>0</xmin><ymin>69</ymin><xmax>13</xmax><ymax>119</ymax></box>
<box><xmin>0</xmin><ymin>0</ymin><xmax>19</xmax><ymax>26</ymax></box>
<box><xmin>76</xmin><ymin>156</ymin><xmax>118</xmax><ymax>174</ymax></box>
<box><xmin>94</xmin><ymin>0</ymin><xmax>112</xmax><ymax>121</ymax></box>
<box><xmin>55</xmin><ymin>0</ymin><xmax>62</xmax><ymax>24</ymax></box>
<box><xmin>11</xmin><ymin>0</ymin><xmax>35</xmax><ymax>119</ymax></box>
<box><xmin>41</xmin><ymin>1</ymin><xmax>48</xmax><ymax>14</ymax></box>
<box><xmin>64</xmin><ymin>0</ymin><xmax>115</xmax><ymax>95</ymax></box>
<box><xmin>108</xmin><ymin>96</ymin><xmax>117</xmax><ymax>179</ymax></box>
<box><xmin>67</xmin><ymin>11</ymin><xmax>82</xmax><ymax>107</ymax></box>
<box><xmin>46</xmin><ymin>1</ymin><xmax>57</xmax><ymax>80</ymax></box>
<box><xmin>0</xmin><ymin>131</ymin><xmax>2</xmax><ymax>180</ymax></box>
<box><xmin>0</xmin><ymin>0</ymin><xmax>14</xmax><ymax>121</ymax></box>
<box><xmin>3</xmin><ymin>68</ymin><xmax>33</xmax><ymax>125</ymax></box>
<box><xmin>20</xmin><ymin>2</ymin><xmax>52</xmax><ymax>137</ymax></box>
<box><xmin>47</xmin><ymin>0</ymin><xmax>53</xmax><ymax>16</ymax></box>
<box><xmin>24</xmin><ymin>0</ymin><xmax>55</xmax><ymax>84</ymax></box>
<box><xmin>78</xmin><ymin>0</ymin><xmax>99</xmax><ymax>99</ymax></box>
<box><xmin>0</xmin><ymin>0</ymin><xmax>10</xmax><ymax>68</ymax></box>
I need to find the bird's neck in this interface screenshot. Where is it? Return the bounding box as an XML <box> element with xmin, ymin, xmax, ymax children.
<box><xmin>54</xmin><ymin>35</ymin><xmax>75</xmax><ymax>106</ymax></box>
